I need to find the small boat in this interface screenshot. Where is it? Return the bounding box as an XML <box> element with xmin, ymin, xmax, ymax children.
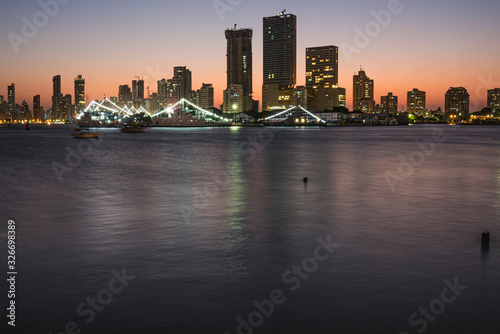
<box><xmin>121</xmin><ymin>125</ymin><xmax>145</xmax><ymax>133</ymax></box>
<box><xmin>72</xmin><ymin>128</ymin><xmax>100</xmax><ymax>138</ymax></box>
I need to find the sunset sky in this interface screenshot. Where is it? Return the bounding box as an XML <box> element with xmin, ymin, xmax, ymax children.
<box><xmin>1</xmin><ymin>0</ymin><xmax>499</xmax><ymax>112</ymax></box>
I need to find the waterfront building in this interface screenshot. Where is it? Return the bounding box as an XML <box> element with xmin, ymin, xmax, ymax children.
<box><xmin>487</xmin><ymin>88</ymin><xmax>500</xmax><ymax>111</ymax></box>
<box><xmin>74</xmin><ymin>75</ymin><xmax>85</xmax><ymax>113</ymax></box>
<box><xmin>445</xmin><ymin>87</ymin><xmax>469</xmax><ymax>116</ymax></box>
<box><xmin>262</xmin><ymin>10</ymin><xmax>297</xmax><ymax>111</ymax></box>
<box><xmin>198</xmin><ymin>83</ymin><xmax>214</xmax><ymax>109</ymax></box>
<box><xmin>226</xmin><ymin>26</ymin><xmax>253</xmax><ymax>111</ymax></box>
<box><xmin>407</xmin><ymin>88</ymin><xmax>426</xmax><ymax>115</ymax></box>
<box><xmin>353</xmin><ymin>69</ymin><xmax>375</xmax><ymax>112</ymax></box>
<box><xmin>381</xmin><ymin>92</ymin><xmax>398</xmax><ymax>114</ymax></box>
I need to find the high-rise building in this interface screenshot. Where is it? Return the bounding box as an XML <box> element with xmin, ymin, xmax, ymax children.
<box><xmin>137</xmin><ymin>79</ymin><xmax>144</xmax><ymax>107</ymax></box>
<box><xmin>21</xmin><ymin>100</ymin><xmax>30</xmax><ymax>120</ymax></box>
<box><xmin>198</xmin><ymin>83</ymin><xmax>214</xmax><ymax>109</ymax></box>
<box><xmin>173</xmin><ymin>66</ymin><xmax>192</xmax><ymax>100</ymax></box>
<box><xmin>132</xmin><ymin>80</ymin><xmax>137</xmax><ymax>102</ymax></box>
<box><xmin>226</xmin><ymin>26</ymin><xmax>253</xmax><ymax>111</ymax></box>
<box><xmin>166</xmin><ymin>78</ymin><xmax>182</xmax><ymax>107</ymax></box>
<box><xmin>74</xmin><ymin>75</ymin><xmax>85</xmax><ymax>113</ymax></box>
<box><xmin>223</xmin><ymin>84</ymin><xmax>244</xmax><ymax>113</ymax></box>
<box><xmin>353</xmin><ymin>69</ymin><xmax>375</xmax><ymax>112</ymax></box>
<box><xmin>381</xmin><ymin>92</ymin><xmax>398</xmax><ymax>114</ymax></box>
<box><xmin>407</xmin><ymin>88</ymin><xmax>426</xmax><ymax>115</ymax></box>
<box><xmin>33</xmin><ymin>95</ymin><xmax>42</xmax><ymax>122</ymax></box>
<box><xmin>62</xmin><ymin>94</ymin><xmax>72</xmax><ymax>120</ymax></box>
<box><xmin>306</xmin><ymin>45</ymin><xmax>341</xmax><ymax>111</ymax></box>
<box><xmin>263</xmin><ymin>11</ymin><xmax>296</xmax><ymax>86</ymax></box>
<box><xmin>306</xmin><ymin>46</ymin><xmax>338</xmax><ymax>89</ymax></box>
<box><xmin>157</xmin><ymin>79</ymin><xmax>168</xmax><ymax>110</ymax></box>
<box><xmin>445</xmin><ymin>87</ymin><xmax>469</xmax><ymax>116</ymax></box>
<box><xmin>52</xmin><ymin>75</ymin><xmax>62</xmax><ymax>120</ymax></box>
<box><xmin>132</xmin><ymin>79</ymin><xmax>145</xmax><ymax>107</ymax></box>
<box><xmin>8</xmin><ymin>84</ymin><xmax>15</xmax><ymax>120</ymax></box>
<box><xmin>262</xmin><ymin>10</ymin><xmax>297</xmax><ymax>111</ymax></box>
<box><xmin>118</xmin><ymin>85</ymin><xmax>132</xmax><ymax>106</ymax></box>
<box><xmin>487</xmin><ymin>88</ymin><xmax>500</xmax><ymax>111</ymax></box>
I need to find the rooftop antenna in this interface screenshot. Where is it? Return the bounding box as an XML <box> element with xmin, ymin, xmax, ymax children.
<box><xmin>234</xmin><ymin>23</ymin><xmax>237</xmax><ymax>30</ymax></box>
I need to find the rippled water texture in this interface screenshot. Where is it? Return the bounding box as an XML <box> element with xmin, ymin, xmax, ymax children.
<box><xmin>0</xmin><ymin>124</ymin><xmax>499</xmax><ymax>333</ymax></box>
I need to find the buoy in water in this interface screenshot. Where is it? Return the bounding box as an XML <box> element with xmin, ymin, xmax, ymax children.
<box><xmin>482</xmin><ymin>232</ymin><xmax>490</xmax><ymax>250</ymax></box>
<box><xmin>303</xmin><ymin>177</ymin><xmax>308</xmax><ymax>183</ymax></box>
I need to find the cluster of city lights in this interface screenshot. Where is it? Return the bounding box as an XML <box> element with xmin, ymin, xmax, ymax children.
<box><xmin>78</xmin><ymin>98</ymin><xmax>231</xmax><ymax>122</ymax></box>
<box><xmin>265</xmin><ymin>105</ymin><xmax>326</xmax><ymax>123</ymax></box>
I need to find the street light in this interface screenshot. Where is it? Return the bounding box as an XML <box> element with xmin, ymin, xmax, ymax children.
<box><xmin>232</xmin><ymin>103</ymin><xmax>238</xmax><ymax>123</ymax></box>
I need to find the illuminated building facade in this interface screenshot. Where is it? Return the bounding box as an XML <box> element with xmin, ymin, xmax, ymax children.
<box><xmin>487</xmin><ymin>88</ymin><xmax>500</xmax><ymax>111</ymax></box>
<box><xmin>353</xmin><ymin>69</ymin><xmax>374</xmax><ymax>112</ymax></box>
<box><xmin>262</xmin><ymin>11</ymin><xmax>297</xmax><ymax>111</ymax></box>
<box><xmin>74</xmin><ymin>75</ymin><xmax>85</xmax><ymax>113</ymax></box>
<box><xmin>407</xmin><ymin>88</ymin><xmax>426</xmax><ymax>115</ymax></box>
<box><xmin>223</xmin><ymin>84</ymin><xmax>243</xmax><ymax>113</ymax></box>
<box><xmin>306</xmin><ymin>45</ymin><xmax>341</xmax><ymax>111</ymax></box>
<box><xmin>445</xmin><ymin>87</ymin><xmax>469</xmax><ymax>116</ymax></box>
<box><xmin>381</xmin><ymin>92</ymin><xmax>398</xmax><ymax>114</ymax></box>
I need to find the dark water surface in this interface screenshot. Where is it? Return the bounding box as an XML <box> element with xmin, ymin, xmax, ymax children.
<box><xmin>0</xmin><ymin>124</ymin><xmax>499</xmax><ymax>333</ymax></box>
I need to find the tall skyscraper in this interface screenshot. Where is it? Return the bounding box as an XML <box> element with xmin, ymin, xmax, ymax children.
<box><xmin>353</xmin><ymin>69</ymin><xmax>375</xmax><ymax>112</ymax></box>
<box><xmin>33</xmin><ymin>95</ymin><xmax>42</xmax><ymax>122</ymax></box>
<box><xmin>74</xmin><ymin>75</ymin><xmax>85</xmax><ymax>113</ymax></box>
<box><xmin>306</xmin><ymin>45</ymin><xmax>342</xmax><ymax>111</ymax></box>
<box><xmin>487</xmin><ymin>88</ymin><xmax>500</xmax><ymax>111</ymax></box>
<box><xmin>445</xmin><ymin>87</ymin><xmax>469</xmax><ymax>116</ymax></box>
<box><xmin>381</xmin><ymin>92</ymin><xmax>398</xmax><ymax>114</ymax></box>
<box><xmin>198</xmin><ymin>83</ymin><xmax>214</xmax><ymax>109</ymax></box>
<box><xmin>173</xmin><ymin>66</ymin><xmax>192</xmax><ymax>100</ymax></box>
<box><xmin>407</xmin><ymin>88</ymin><xmax>426</xmax><ymax>115</ymax></box>
<box><xmin>225</xmin><ymin>26</ymin><xmax>253</xmax><ymax>111</ymax></box>
<box><xmin>52</xmin><ymin>75</ymin><xmax>62</xmax><ymax>120</ymax></box>
<box><xmin>8</xmin><ymin>84</ymin><xmax>15</xmax><ymax>119</ymax></box>
<box><xmin>262</xmin><ymin>10</ymin><xmax>297</xmax><ymax>111</ymax></box>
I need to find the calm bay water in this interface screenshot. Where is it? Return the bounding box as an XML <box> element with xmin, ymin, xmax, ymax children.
<box><xmin>0</xmin><ymin>124</ymin><xmax>499</xmax><ymax>333</ymax></box>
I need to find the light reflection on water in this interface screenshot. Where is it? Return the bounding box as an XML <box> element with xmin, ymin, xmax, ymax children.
<box><xmin>0</xmin><ymin>124</ymin><xmax>499</xmax><ymax>333</ymax></box>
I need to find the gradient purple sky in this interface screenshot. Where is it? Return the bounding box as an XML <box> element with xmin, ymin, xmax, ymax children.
<box><xmin>1</xmin><ymin>0</ymin><xmax>499</xmax><ymax>111</ymax></box>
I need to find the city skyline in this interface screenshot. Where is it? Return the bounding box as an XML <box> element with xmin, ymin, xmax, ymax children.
<box><xmin>1</xmin><ymin>0</ymin><xmax>500</xmax><ymax>112</ymax></box>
